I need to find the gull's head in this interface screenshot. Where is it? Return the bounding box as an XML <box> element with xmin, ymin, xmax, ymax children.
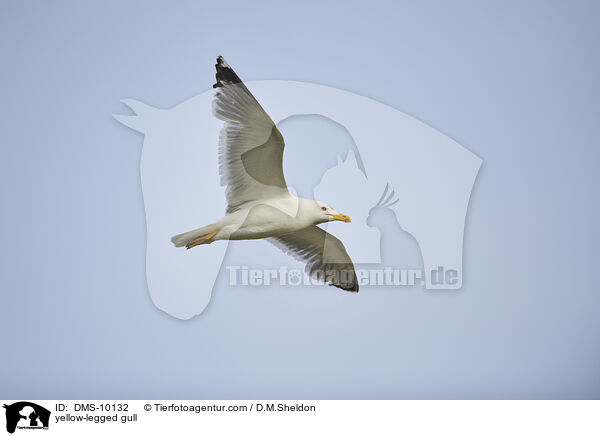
<box><xmin>314</xmin><ymin>201</ymin><xmax>351</xmax><ymax>224</ymax></box>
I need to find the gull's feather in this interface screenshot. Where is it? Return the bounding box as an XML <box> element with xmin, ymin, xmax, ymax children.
<box><xmin>213</xmin><ymin>56</ymin><xmax>289</xmax><ymax>213</ymax></box>
<box><xmin>268</xmin><ymin>226</ymin><xmax>359</xmax><ymax>292</ymax></box>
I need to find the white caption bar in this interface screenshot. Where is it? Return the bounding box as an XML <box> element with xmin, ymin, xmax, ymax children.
<box><xmin>1</xmin><ymin>400</ymin><xmax>598</xmax><ymax>435</ymax></box>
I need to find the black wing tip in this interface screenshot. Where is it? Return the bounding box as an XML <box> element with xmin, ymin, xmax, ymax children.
<box><xmin>213</xmin><ymin>55</ymin><xmax>242</xmax><ymax>89</ymax></box>
<box><xmin>330</xmin><ymin>281</ymin><xmax>359</xmax><ymax>293</ymax></box>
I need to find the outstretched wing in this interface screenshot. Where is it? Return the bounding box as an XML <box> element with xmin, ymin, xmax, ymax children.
<box><xmin>213</xmin><ymin>56</ymin><xmax>288</xmax><ymax>213</ymax></box>
<box><xmin>268</xmin><ymin>226</ymin><xmax>359</xmax><ymax>292</ymax></box>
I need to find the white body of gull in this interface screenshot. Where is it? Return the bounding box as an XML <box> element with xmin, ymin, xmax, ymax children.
<box><xmin>171</xmin><ymin>56</ymin><xmax>358</xmax><ymax>292</ymax></box>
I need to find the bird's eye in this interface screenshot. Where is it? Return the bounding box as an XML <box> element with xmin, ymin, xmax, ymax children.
<box><xmin>321</xmin><ymin>206</ymin><xmax>327</xmax><ymax>211</ymax></box>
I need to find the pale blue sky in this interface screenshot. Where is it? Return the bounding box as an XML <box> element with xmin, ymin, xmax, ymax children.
<box><xmin>1</xmin><ymin>0</ymin><xmax>599</xmax><ymax>398</ymax></box>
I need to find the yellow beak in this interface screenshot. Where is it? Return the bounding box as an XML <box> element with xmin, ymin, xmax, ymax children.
<box><xmin>330</xmin><ymin>213</ymin><xmax>351</xmax><ymax>223</ymax></box>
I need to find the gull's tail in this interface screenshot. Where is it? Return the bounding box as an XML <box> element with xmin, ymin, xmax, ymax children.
<box><xmin>171</xmin><ymin>224</ymin><xmax>219</xmax><ymax>249</ymax></box>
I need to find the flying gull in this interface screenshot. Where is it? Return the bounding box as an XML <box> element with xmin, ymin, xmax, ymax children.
<box><xmin>171</xmin><ymin>56</ymin><xmax>358</xmax><ymax>292</ymax></box>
